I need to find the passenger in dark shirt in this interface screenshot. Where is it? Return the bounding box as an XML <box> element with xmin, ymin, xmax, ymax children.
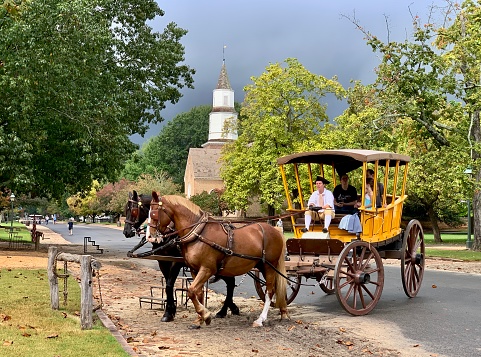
<box><xmin>333</xmin><ymin>174</ymin><xmax>358</xmax><ymax>214</ymax></box>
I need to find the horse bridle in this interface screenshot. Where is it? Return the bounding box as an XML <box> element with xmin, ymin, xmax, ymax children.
<box><xmin>126</xmin><ymin>197</ymin><xmax>156</xmax><ymax>237</ymax></box>
<box><xmin>148</xmin><ymin>196</ymin><xmax>177</xmax><ymax>240</ymax></box>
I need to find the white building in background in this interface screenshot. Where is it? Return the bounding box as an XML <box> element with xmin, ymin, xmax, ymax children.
<box><xmin>184</xmin><ymin>60</ymin><xmax>238</xmax><ymax>198</ymax></box>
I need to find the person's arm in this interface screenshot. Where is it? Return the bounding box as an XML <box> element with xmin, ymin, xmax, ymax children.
<box><xmin>324</xmin><ymin>191</ymin><xmax>335</xmax><ymax>209</ymax></box>
<box><xmin>345</xmin><ymin>186</ymin><xmax>358</xmax><ymax>207</ymax></box>
<box><xmin>333</xmin><ymin>187</ymin><xmax>342</xmax><ymax>207</ymax></box>
<box><xmin>307</xmin><ymin>192</ymin><xmax>316</xmax><ymax>207</ymax></box>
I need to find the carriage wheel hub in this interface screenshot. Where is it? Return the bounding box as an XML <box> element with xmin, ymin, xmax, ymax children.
<box><xmin>356</xmin><ymin>272</ymin><xmax>370</xmax><ymax>285</ymax></box>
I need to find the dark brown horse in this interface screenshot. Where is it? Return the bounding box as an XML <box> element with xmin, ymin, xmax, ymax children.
<box><xmin>123</xmin><ymin>191</ymin><xmax>240</xmax><ymax>322</ymax></box>
<box><xmin>146</xmin><ymin>192</ymin><xmax>288</xmax><ymax>328</ymax></box>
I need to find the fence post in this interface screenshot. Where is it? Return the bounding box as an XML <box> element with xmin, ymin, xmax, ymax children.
<box><xmin>80</xmin><ymin>255</ymin><xmax>93</xmax><ymax>329</ymax></box>
<box><xmin>47</xmin><ymin>246</ymin><xmax>59</xmax><ymax>310</ymax></box>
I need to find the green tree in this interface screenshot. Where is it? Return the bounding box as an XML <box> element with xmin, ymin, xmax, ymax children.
<box><xmin>220</xmin><ymin>58</ymin><xmax>345</xmax><ymax>211</ymax></box>
<box><xmin>190</xmin><ymin>190</ymin><xmax>228</xmax><ymax>216</ymax></box>
<box><xmin>122</xmin><ymin>103</ymin><xmax>242</xmax><ymax>187</ymax></box>
<box><xmin>93</xmin><ymin>178</ymin><xmax>134</xmax><ymax>221</ymax></box>
<box><xmin>435</xmin><ymin>0</ymin><xmax>481</xmax><ymax>250</ymax></box>
<box><xmin>142</xmin><ymin>105</ymin><xmax>212</xmax><ymax>185</ymax></box>
<box><xmin>0</xmin><ymin>0</ymin><xmax>194</xmax><ymax>198</ymax></box>
<box><xmin>66</xmin><ymin>181</ymin><xmax>101</xmax><ymax>220</ymax></box>
<box><xmin>340</xmin><ymin>12</ymin><xmax>469</xmax><ymax>242</ymax></box>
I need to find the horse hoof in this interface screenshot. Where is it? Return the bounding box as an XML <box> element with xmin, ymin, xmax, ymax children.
<box><xmin>188</xmin><ymin>324</ymin><xmax>201</xmax><ymax>330</ymax></box>
<box><xmin>252</xmin><ymin>321</ymin><xmax>263</xmax><ymax>327</ymax></box>
<box><xmin>204</xmin><ymin>313</ymin><xmax>212</xmax><ymax>326</ymax></box>
<box><xmin>161</xmin><ymin>315</ymin><xmax>174</xmax><ymax>322</ymax></box>
<box><xmin>230</xmin><ymin>305</ymin><xmax>240</xmax><ymax>315</ymax></box>
<box><xmin>215</xmin><ymin>311</ymin><xmax>227</xmax><ymax>319</ymax></box>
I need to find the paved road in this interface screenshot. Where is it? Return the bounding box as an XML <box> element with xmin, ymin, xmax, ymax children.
<box><xmin>44</xmin><ymin>222</ymin><xmax>481</xmax><ymax>357</ymax></box>
<box><xmin>43</xmin><ymin>222</ymin><xmax>159</xmax><ymax>269</ymax></box>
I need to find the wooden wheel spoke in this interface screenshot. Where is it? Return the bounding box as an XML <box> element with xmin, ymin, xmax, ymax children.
<box><xmin>357</xmin><ymin>247</ymin><xmax>367</xmax><ymax>268</ymax></box>
<box><xmin>360</xmin><ymin>252</ymin><xmax>374</xmax><ymax>271</ymax></box>
<box><xmin>360</xmin><ymin>283</ymin><xmax>375</xmax><ymax>301</ymax></box>
<box><xmin>343</xmin><ymin>255</ymin><xmax>356</xmax><ymax>275</ymax></box>
<box><xmin>401</xmin><ymin>220</ymin><xmax>425</xmax><ymax>298</ymax></box>
<box><xmin>364</xmin><ymin>266</ymin><xmax>381</xmax><ymax>274</ymax></box>
<box><xmin>335</xmin><ymin>241</ymin><xmax>384</xmax><ymax>315</ymax></box>
<box><xmin>412</xmin><ymin>237</ymin><xmax>422</xmax><ymax>252</ymax></box>
<box><xmin>342</xmin><ymin>281</ymin><xmax>356</xmax><ymax>301</ymax></box>
<box><xmin>339</xmin><ymin>276</ymin><xmax>354</xmax><ymax>290</ymax></box>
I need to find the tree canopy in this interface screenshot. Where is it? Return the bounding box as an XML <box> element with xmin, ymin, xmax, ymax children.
<box><xmin>220</xmin><ymin>58</ymin><xmax>345</xmax><ymax>211</ymax></box>
<box><xmin>122</xmin><ymin>103</ymin><xmax>242</xmax><ymax>186</ymax></box>
<box><xmin>0</xmin><ymin>0</ymin><xmax>194</xmax><ymax>199</ymax></box>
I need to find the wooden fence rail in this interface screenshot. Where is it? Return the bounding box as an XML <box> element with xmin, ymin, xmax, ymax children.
<box><xmin>47</xmin><ymin>246</ymin><xmax>102</xmax><ymax>329</ymax></box>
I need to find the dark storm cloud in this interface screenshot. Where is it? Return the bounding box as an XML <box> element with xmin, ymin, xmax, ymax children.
<box><xmin>131</xmin><ymin>0</ymin><xmax>445</xmax><ymax>145</ymax></box>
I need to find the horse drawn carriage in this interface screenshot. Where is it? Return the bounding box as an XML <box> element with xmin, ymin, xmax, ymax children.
<box><xmin>125</xmin><ymin>148</ymin><xmax>424</xmax><ymax>325</ymax></box>
<box><xmin>253</xmin><ymin>149</ymin><xmax>425</xmax><ymax>315</ymax></box>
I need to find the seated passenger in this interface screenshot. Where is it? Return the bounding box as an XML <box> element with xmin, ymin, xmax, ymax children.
<box><xmin>367</xmin><ymin>169</ymin><xmax>384</xmax><ymax>208</ymax></box>
<box><xmin>333</xmin><ymin>174</ymin><xmax>358</xmax><ymax>214</ymax></box>
<box><xmin>356</xmin><ymin>177</ymin><xmax>374</xmax><ymax>209</ymax></box>
<box><xmin>302</xmin><ymin>176</ymin><xmax>335</xmax><ymax>233</ymax></box>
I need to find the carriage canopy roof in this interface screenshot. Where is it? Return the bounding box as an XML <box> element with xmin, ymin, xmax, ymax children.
<box><xmin>277</xmin><ymin>149</ymin><xmax>410</xmax><ymax>175</ymax></box>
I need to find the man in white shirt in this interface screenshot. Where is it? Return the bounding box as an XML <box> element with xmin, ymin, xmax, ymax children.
<box><xmin>302</xmin><ymin>176</ymin><xmax>335</xmax><ymax>233</ymax></box>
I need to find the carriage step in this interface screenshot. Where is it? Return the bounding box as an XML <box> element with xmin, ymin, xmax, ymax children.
<box><xmin>83</xmin><ymin>236</ymin><xmax>103</xmax><ymax>254</ymax></box>
<box><xmin>139</xmin><ymin>296</ymin><xmax>167</xmax><ymax>309</ymax></box>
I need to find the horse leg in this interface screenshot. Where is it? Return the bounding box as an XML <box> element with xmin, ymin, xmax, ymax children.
<box><xmin>187</xmin><ymin>268</ymin><xmax>213</xmax><ymax>329</ymax></box>
<box><xmin>158</xmin><ymin>262</ymin><xmax>183</xmax><ymax>322</ymax></box>
<box><xmin>253</xmin><ymin>269</ymin><xmax>276</xmax><ymax>327</ymax></box>
<box><xmin>215</xmin><ymin>276</ymin><xmax>239</xmax><ymax>318</ymax></box>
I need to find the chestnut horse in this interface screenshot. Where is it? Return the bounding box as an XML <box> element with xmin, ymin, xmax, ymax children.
<box><xmin>123</xmin><ymin>191</ymin><xmax>240</xmax><ymax>322</ymax></box>
<box><xmin>146</xmin><ymin>192</ymin><xmax>288</xmax><ymax>328</ymax></box>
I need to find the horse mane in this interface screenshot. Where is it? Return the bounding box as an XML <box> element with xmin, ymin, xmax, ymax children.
<box><xmin>138</xmin><ymin>194</ymin><xmax>152</xmax><ymax>205</ymax></box>
<box><xmin>163</xmin><ymin>195</ymin><xmax>203</xmax><ymax>217</ymax></box>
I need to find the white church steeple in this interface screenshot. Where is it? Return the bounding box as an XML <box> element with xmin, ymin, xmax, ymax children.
<box><xmin>202</xmin><ymin>53</ymin><xmax>238</xmax><ymax>148</ymax></box>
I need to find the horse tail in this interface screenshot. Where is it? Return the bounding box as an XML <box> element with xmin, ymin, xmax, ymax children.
<box><xmin>274</xmin><ymin>236</ymin><xmax>287</xmax><ymax>309</ymax></box>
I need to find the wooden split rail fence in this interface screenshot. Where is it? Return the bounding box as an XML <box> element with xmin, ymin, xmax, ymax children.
<box><xmin>47</xmin><ymin>246</ymin><xmax>102</xmax><ymax>329</ymax></box>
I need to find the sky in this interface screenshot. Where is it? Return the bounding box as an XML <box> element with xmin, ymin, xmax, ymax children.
<box><xmin>130</xmin><ymin>0</ymin><xmax>447</xmax><ymax>145</ymax></box>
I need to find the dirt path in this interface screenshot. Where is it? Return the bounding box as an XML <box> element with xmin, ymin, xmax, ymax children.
<box><xmin>2</xmin><ymin>225</ymin><xmax>480</xmax><ymax>356</ymax></box>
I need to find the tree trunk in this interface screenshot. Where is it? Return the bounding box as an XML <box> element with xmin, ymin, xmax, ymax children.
<box><xmin>427</xmin><ymin>206</ymin><xmax>443</xmax><ymax>243</ymax></box>
<box><xmin>471</xmin><ymin>110</ymin><xmax>481</xmax><ymax>251</ymax></box>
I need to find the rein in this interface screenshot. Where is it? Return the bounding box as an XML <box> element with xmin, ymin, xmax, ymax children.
<box><xmin>126</xmin><ymin>234</ymin><xmax>179</xmax><ymax>258</ymax></box>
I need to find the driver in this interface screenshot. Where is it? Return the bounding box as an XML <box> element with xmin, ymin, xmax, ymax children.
<box><xmin>301</xmin><ymin>176</ymin><xmax>335</xmax><ymax>233</ymax></box>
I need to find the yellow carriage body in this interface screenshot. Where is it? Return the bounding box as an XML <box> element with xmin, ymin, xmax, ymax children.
<box><xmin>277</xmin><ymin>149</ymin><xmax>410</xmax><ymax>244</ymax></box>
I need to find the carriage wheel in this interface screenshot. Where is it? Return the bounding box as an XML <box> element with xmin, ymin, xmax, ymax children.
<box><xmin>319</xmin><ymin>276</ymin><xmax>335</xmax><ymax>295</ymax></box>
<box><xmin>401</xmin><ymin>219</ymin><xmax>425</xmax><ymax>298</ymax></box>
<box><xmin>253</xmin><ymin>270</ymin><xmax>301</xmax><ymax>306</ymax></box>
<box><xmin>334</xmin><ymin>240</ymin><xmax>384</xmax><ymax>316</ymax></box>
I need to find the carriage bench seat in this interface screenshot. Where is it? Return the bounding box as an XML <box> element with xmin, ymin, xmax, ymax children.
<box><xmin>295</xmin><ymin>214</ymin><xmax>348</xmax><ymax>226</ymax></box>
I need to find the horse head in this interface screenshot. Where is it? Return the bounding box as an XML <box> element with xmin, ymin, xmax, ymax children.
<box><xmin>123</xmin><ymin>190</ymin><xmax>150</xmax><ymax>238</ymax></box>
<box><xmin>146</xmin><ymin>191</ymin><xmax>173</xmax><ymax>243</ymax></box>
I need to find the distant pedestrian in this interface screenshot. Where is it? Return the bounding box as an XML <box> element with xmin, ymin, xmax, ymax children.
<box><xmin>45</xmin><ymin>215</ymin><xmax>49</xmax><ymax>225</ymax></box>
<box><xmin>53</xmin><ymin>214</ymin><xmax>57</xmax><ymax>225</ymax></box>
<box><xmin>68</xmin><ymin>218</ymin><xmax>74</xmax><ymax>235</ymax></box>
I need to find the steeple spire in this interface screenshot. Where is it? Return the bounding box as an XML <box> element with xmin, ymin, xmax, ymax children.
<box><xmin>203</xmin><ymin>48</ymin><xmax>238</xmax><ymax>148</ymax></box>
<box><xmin>217</xmin><ymin>45</ymin><xmax>231</xmax><ymax>89</ymax></box>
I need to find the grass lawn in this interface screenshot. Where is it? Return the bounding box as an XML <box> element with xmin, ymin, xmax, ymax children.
<box><xmin>0</xmin><ymin>268</ymin><xmax>129</xmax><ymax>357</ymax></box>
<box><xmin>0</xmin><ymin>222</ymin><xmax>32</xmax><ymax>243</ymax></box>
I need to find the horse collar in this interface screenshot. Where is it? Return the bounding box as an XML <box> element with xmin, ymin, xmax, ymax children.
<box><xmin>176</xmin><ymin>212</ymin><xmax>210</xmax><ymax>244</ymax></box>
